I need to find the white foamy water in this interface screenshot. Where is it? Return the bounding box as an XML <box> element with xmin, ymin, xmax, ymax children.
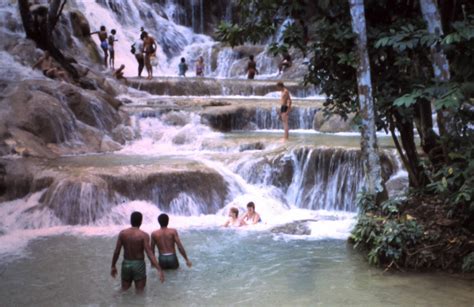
<box><xmin>0</xmin><ymin>190</ymin><xmax>355</xmax><ymax>259</ymax></box>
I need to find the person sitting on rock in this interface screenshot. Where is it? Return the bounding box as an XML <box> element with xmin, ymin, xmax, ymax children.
<box><xmin>113</xmin><ymin>64</ymin><xmax>127</xmax><ymax>85</ymax></box>
<box><xmin>33</xmin><ymin>51</ymin><xmax>70</xmax><ymax>82</ymax></box>
<box><xmin>278</xmin><ymin>52</ymin><xmax>292</xmax><ymax>74</ymax></box>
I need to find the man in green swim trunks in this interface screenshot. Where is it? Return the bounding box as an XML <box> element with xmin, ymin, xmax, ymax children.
<box><xmin>111</xmin><ymin>211</ymin><xmax>165</xmax><ymax>293</ymax></box>
<box><xmin>151</xmin><ymin>214</ymin><xmax>192</xmax><ymax>270</ymax></box>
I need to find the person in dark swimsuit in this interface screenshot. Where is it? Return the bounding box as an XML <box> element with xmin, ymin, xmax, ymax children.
<box><xmin>277</xmin><ymin>81</ymin><xmax>292</xmax><ymax>141</ymax></box>
<box><xmin>247</xmin><ymin>55</ymin><xmax>258</xmax><ymax>79</ymax></box>
<box><xmin>111</xmin><ymin>212</ymin><xmax>164</xmax><ymax>294</ymax></box>
<box><xmin>151</xmin><ymin>214</ymin><xmax>192</xmax><ymax>270</ymax></box>
<box><xmin>90</xmin><ymin>25</ymin><xmax>108</xmax><ymax>67</ymax></box>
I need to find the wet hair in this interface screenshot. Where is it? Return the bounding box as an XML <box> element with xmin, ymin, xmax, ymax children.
<box><xmin>100</xmin><ymin>25</ymin><xmax>106</xmax><ymax>31</ymax></box>
<box><xmin>276</xmin><ymin>81</ymin><xmax>284</xmax><ymax>88</ymax></box>
<box><xmin>131</xmin><ymin>211</ymin><xmax>143</xmax><ymax>227</ymax></box>
<box><xmin>111</xmin><ymin>29</ymin><xmax>116</xmax><ymax>34</ymax></box>
<box><xmin>141</xmin><ymin>31</ymin><xmax>148</xmax><ymax>40</ymax></box>
<box><xmin>230</xmin><ymin>207</ymin><xmax>239</xmax><ymax>217</ymax></box>
<box><xmin>247</xmin><ymin>202</ymin><xmax>255</xmax><ymax>209</ymax></box>
<box><xmin>249</xmin><ymin>55</ymin><xmax>254</xmax><ymax>60</ymax></box>
<box><xmin>181</xmin><ymin>57</ymin><xmax>186</xmax><ymax>63</ymax></box>
<box><xmin>158</xmin><ymin>213</ymin><xmax>169</xmax><ymax>227</ymax></box>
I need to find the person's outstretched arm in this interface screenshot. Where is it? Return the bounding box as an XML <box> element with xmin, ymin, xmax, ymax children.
<box><xmin>175</xmin><ymin>231</ymin><xmax>192</xmax><ymax>268</ymax></box>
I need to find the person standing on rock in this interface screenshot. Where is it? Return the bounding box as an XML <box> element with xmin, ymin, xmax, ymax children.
<box><xmin>142</xmin><ymin>31</ymin><xmax>157</xmax><ymax>80</ymax></box>
<box><xmin>111</xmin><ymin>211</ymin><xmax>164</xmax><ymax>294</ymax></box>
<box><xmin>108</xmin><ymin>29</ymin><xmax>118</xmax><ymax>69</ymax></box>
<box><xmin>133</xmin><ymin>33</ymin><xmax>145</xmax><ymax>78</ymax></box>
<box><xmin>151</xmin><ymin>213</ymin><xmax>192</xmax><ymax>270</ymax></box>
<box><xmin>178</xmin><ymin>57</ymin><xmax>188</xmax><ymax>77</ymax></box>
<box><xmin>247</xmin><ymin>55</ymin><xmax>258</xmax><ymax>79</ymax></box>
<box><xmin>195</xmin><ymin>56</ymin><xmax>205</xmax><ymax>77</ymax></box>
<box><xmin>277</xmin><ymin>81</ymin><xmax>292</xmax><ymax>141</ymax></box>
<box><xmin>90</xmin><ymin>25</ymin><xmax>108</xmax><ymax>67</ymax></box>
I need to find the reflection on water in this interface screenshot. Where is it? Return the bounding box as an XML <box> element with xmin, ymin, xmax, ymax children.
<box><xmin>1</xmin><ymin>230</ymin><xmax>473</xmax><ymax>306</ymax></box>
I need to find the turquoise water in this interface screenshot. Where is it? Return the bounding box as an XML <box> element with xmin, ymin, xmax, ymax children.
<box><xmin>1</xmin><ymin>229</ymin><xmax>472</xmax><ymax>306</ymax></box>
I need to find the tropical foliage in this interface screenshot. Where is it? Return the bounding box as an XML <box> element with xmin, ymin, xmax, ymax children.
<box><xmin>216</xmin><ymin>0</ymin><xmax>474</xmax><ymax>271</ymax></box>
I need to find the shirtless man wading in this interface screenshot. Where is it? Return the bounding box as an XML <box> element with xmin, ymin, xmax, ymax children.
<box><xmin>151</xmin><ymin>214</ymin><xmax>192</xmax><ymax>270</ymax></box>
<box><xmin>111</xmin><ymin>211</ymin><xmax>164</xmax><ymax>294</ymax></box>
<box><xmin>277</xmin><ymin>81</ymin><xmax>292</xmax><ymax>141</ymax></box>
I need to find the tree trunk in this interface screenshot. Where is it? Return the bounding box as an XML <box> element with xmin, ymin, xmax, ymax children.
<box><xmin>349</xmin><ymin>0</ymin><xmax>387</xmax><ymax>203</ymax></box>
<box><xmin>18</xmin><ymin>0</ymin><xmax>79</xmax><ymax>79</ymax></box>
<box><xmin>420</xmin><ymin>0</ymin><xmax>455</xmax><ymax>163</ymax></box>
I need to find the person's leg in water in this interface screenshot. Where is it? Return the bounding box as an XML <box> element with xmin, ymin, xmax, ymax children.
<box><xmin>121</xmin><ymin>279</ymin><xmax>132</xmax><ymax>292</ymax></box>
<box><xmin>135</xmin><ymin>278</ymin><xmax>146</xmax><ymax>294</ymax></box>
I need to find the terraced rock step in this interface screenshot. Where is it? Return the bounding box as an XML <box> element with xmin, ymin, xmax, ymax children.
<box><xmin>120</xmin><ymin>96</ymin><xmax>356</xmax><ymax>132</ymax></box>
<box><xmin>127</xmin><ymin>77</ymin><xmax>318</xmax><ymax>97</ymax></box>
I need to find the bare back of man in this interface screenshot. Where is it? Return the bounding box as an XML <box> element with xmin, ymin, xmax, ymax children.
<box><xmin>151</xmin><ymin>214</ymin><xmax>192</xmax><ymax>270</ymax></box>
<box><xmin>111</xmin><ymin>212</ymin><xmax>164</xmax><ymax>294</ymax></box>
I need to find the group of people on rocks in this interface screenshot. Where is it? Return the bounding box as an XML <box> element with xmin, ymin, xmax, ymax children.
<box><xmin>111</xmin><ymin>202</ymin><xmax>263</xmax><ymax>293</ymax></box>
<box><xmin>88</xmin><ymin>25</ymin><xmax>293</xmax><ymax>80</ymax></box>
<box><xmin>31</xmin><ymin>24</ymin><xmax>293</xmax><ymax>140</ymax></box>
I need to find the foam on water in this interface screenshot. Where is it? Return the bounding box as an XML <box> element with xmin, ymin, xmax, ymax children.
<box><xmin>0</xmin><ymin>190</ymin><xmax>356</xmax><ymax>259</ymax></box>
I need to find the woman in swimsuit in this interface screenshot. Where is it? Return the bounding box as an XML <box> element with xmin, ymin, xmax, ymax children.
<box><xmin>241</xmin><ymin>202</ymin><xmax>261</xmax><ymax>225</ymax></box>
<box><xmin>223</xmin><ymin>207</ymin><xmax>243</xmax><ymax>227</ymax></box>
<box><xmin>195</xmin><ymin>56</ymin><xmax>204</xmax><ymax>77</ymax></box>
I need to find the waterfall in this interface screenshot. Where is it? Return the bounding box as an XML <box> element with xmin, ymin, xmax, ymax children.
<box><xmin>66</xmin><ymin>0</ymin><xmax>291</xmax><ymax>78</ymax></box>
<box><xmin>233</xmin><ymin>147</ymin><xmax>374</xmax><ymax>212</ymax></box>
<box><xmin>254</xmin><ymin>107</ymin><xmax>318</xmax><ymax>130</ymax></box>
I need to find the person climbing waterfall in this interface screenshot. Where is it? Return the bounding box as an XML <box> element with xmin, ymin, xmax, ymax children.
<box><xmin>247</xmin><ymin>55</ymin><xmax>258</xmax><ymax>79</ymax></box>
<box><xmin>111</xmin><ymin>211</ymin><xmax>164</xmax><ymax>294</ymax></box>
<box><xmin>151</xmin><ymin>214</ymin><xmax>192</xmax><ymax>270</ymax></box>
<box><xmin>90</xmin><ymin>25</ymin><xmax>108</xmax><ymax>67</ymax></box>
<box><xmin>277</xmin><ymin>81</ymin><xmax>292</xmax><ymax>141</ymax></box>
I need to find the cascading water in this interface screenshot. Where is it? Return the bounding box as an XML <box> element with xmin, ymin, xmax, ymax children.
<box><xmin>2</xmin><ymin>3</ymin><xmax>472</xmax><ymax>306</ymax></box>
<box><xmin>71</xmin><ymin>0</ymin><xmax>281</xmax><ymax>77</ymax></box>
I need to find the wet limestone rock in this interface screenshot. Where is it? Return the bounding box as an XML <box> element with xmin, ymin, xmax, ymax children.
<box><xmin>0</xmin><ymin>80</ymin><xmax>129</xmax><ymax>157</ymax></box>
<box><xmin>271</xmin><ymin>220</ymin><xmax>313</xmax><ymax>235</ymax></box>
